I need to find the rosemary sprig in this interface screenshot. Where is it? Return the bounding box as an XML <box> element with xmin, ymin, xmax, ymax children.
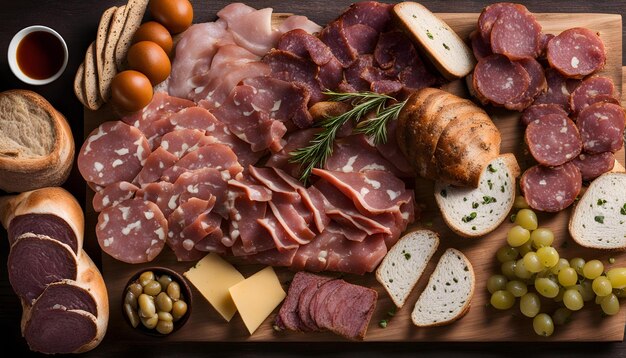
<box><xmin>289</xmin><ymin>90</ymin><xmax>406</xmax><ymax>182</ymax></box>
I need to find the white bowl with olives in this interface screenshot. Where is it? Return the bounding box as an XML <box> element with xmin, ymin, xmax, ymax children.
<box><xmin>123</xmin><ymin>267</ymin><xmax>192</xmax><ymax>336</ymax></box>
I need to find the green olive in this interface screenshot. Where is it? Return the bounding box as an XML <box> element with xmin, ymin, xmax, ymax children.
<box><xmin>125</xmin><ymin>290</ymin><xmax>138</xmax><ymax>310</ymax></box>
<box><xmin>171</xmin><ymin>300</ymin><xmax>187</xmax><ymax>321</ymax></box>
<box><xmin>167</xmin><ymin>281</ymin><xmax>181</xmax><ymax>301</ymax></box>
<box><xmin>156</xmin><ymin>292</ymin><xmax>173</xmax><ymax>312</ymax></box>
<box><xmin>141</xmin><ymin>314</ymin><xmax>159</xmax><ymax>329</ymax></box>
<box><xmin>158</xmin><ymin>274</ymin><xmax>173</xmax><ymax>291</ymax></box>
<box><xmin>156</xmin><ymin>320</ymin><xmax>174</xmax><ymax>335</ymax></box>
<box><xmin>138</xmin><ymin>293</ymin><xmax>156</xmax><ymax>318</ymax></box>
<box><xmin>124</xmin><ymin>303</ymin><xmax>140</xmax><ymax>328</ymax></box>
<box><xmin>158</xmin><ymin>311</ymin><xmax>173</xmax><ymax>322</ymax></box>
<box><xmin>144</xmin><ymin>280</ymin><xmax>162</xmax><ymax>296</ymax></box>
<box><xmin>139</xmin><ymin>271</ymin><xmax>155</xmax><ymax>286</ymax></box>
<box><xmin>128</xmin><ymin>283</ymin><xmax>143</xmax><ymax>297</ymax></box>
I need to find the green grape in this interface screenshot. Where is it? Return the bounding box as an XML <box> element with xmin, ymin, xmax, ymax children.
<box><xmin>536</xmin><ymin>247</ymin><xmax>559</xmax><ymax>268</ymax></box>
<box><xmin>535</xmin><ymin>277</ymin><xmax>560</xmax><ymax>298</ymax></box>
<box><xmin>569</xmin><ymin>258</ymin><xmax>586</xmax><ymax>276</ymax></box>
<box><xmin>554</xmin><ymin>287</ymin><xmax>565</xmax><ymax>302</ymax></box>
<box><xmin>582</xmin><ymin>260</ymin><xmax>604</xmax><ymax>280</ymax></box>
<box><xmin>614</xmin><ymin>288</ymin><xmax>626</xmax><ymax>298</ymax></box>
<box><xmin>501</xmin><ymin>260</ymin><xmax>517</xmax><ymax>280</ymax></box>
<box><xmin>506</xmin><ymin>280</ymin><xmax>528</xmax><ymax>297</ymax></box>
<box><xmin>576</xmin><ymin>281</ymin><xmax>595</xmax><ymax>302</ymax></box>
<box><xmin>490</xmin><ymin>290</ymin><xmax>515</xmax><ymax>310</ymax></box>
<box><xmin>518</xmin><ymin>239</ymin><xmax>534</xmax><ymax>256</ymax></box>
<box><xmin>496</xmin><ymin>245</ymin><xmax>519</xmax><ymax>263</ymax></box>
<box><xmin>533</xmin><ymin>313</ymin><xmax>554</xmax><ymax>337</ymax></box>
<box><xmin>515</xmin><ymin>209</ymin><xmax>538</xmax><ymax>230</ymax></box>
<box><xmin>531</xmin><ymin>228</ymin><xmax>554</xmax><ymax>249</ymax></box>
<box><xmin>523</xmin><ymin>252</ymin><xmax>543</xmax><ymax>273</ymax></box>
<box><xmin>607</xmin><ymin>268</ymin><xmax>626</xmax><ymax>289</ymax></box>
<box><xmin>550</xmin><ymin>258</ymin><xmax>570</xmax><ymax>274</ymax></box>
<box><xmin>513</xmin><ymin>195</ymin><xmax>530</xmax><ymax>209</ymax></box>
<box><xmin>595</xmin><ymin>295</ymin><xmax>604</xmax><ymax>305</ymax></box>
<box><xmin>519</xmin><ymin>292</ymin><xmax>541</xmax><ymax>318</ymax></box>
<box><xmin>507</xmin><ymin>225</ymin><xmax>531</xmax><ymax>247</ymax></box>
<box><xmin>514</xmin><ymin>259</ymin><xmax>533</xmax><ymax>279</ymax></box>
<box><xmin>552</xmin><ymin>307</ymin><xmax>572</xmax><ymax>325</ymax></box>
<box><xmin>487</xmin><ymin>274</ymin><xmax>508</xmax><ymax>294</ymax></box>
<box><xmin>592</xmin><ymin>276</ymin><xmax>613</xmax><ymax>297</ymax></box>
<box><xmin>558</xmin><ymin>267</ymin><xmax>579</xmax><ymax>287</ymax></box>
<box><xmin>563</xmin><ymin>289</ymin><xmax>584</xmax><ymax>311</ymax></box>
<box><xmin>600</xmin><ymin>294</ymin><xmax>620</xmax><ymax>315</ymax></box>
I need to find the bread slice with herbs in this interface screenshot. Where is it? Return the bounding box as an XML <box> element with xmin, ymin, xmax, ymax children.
<box><xmin>393</xmin><ymin>1</ymin><xmax>476</xmax><ymax>79</ymax></box>
<box><xmin>569</xmin><ymin>172</ymin><xmax>626</xmax><ymax>250</ymax></box>
<box><xmin>434</xmin><ymin>153</ymin><xmax>520</xmax><ymax>238</ymax></box>
<box><xmin>375</xmin><ymin>230</ymin><xmax>439</xmax><ymax>308</ymax></box>
<box><xmin>411</xmin><ymin>248</ymin><xmax>475</xmax><ymax>327</ymax></box>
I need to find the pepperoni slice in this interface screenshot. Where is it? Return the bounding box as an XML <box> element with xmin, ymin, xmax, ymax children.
<box><xmin>520</xmin><ymin>163</ymin><xmax>582</xmax><ymax>212</ymax></box>
<box><xmin>547</xmin><ymin>27</ymin><xmax>606</xmax><ymax>78</ymax></box>
<box><xmin>473</xmin><ymin>54</ymin><xmax>530</xmax><ymax>105</ymax></box>
<box><xmin>490</xmin><ymin>6</ymin><xmax>542</xmax><ymax>60</ymax></box>
<box><xmin>506</xmin><ymin>58</ymin><xmax>546</xmax><ymax>111</ymax></box>
<box><xmin>569</xmin><ymin>76</ymin><xmax>616</xmax><ymax>116</ymax></box>
<box><xmin>525</xmin><ymin>114</ymin><xmax>582</xmax><ymax>166</ymax></box>
<box><xmin>577</xmin><ymin>102</ymin><xmax>626</xmax><ymax>153</ymax></box>
<box><xmin>572</xmin><ymin>152</ymin><xmax>615</xmax><ymax>181</ymax></box>
<box><xmin>521</xmin><ymin>104</ymin><xmax>569</xmax><ymax>126</ymax></box>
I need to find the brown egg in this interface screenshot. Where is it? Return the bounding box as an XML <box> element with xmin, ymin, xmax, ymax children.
<box><xmin>127</xmin><ymin>41</ymin><xmax>171</xmax><ymax>85</ymax></box>
<box><xmin>149</xmin><ymin>0</ymin><xmax>193</xmax><ymax>34</ymax></box>
<box><xmin>111</xmin><ymin>70</ymin><xmax>153</xmax><ymax>112</ymax></box>
<box><xmin>133</xmin><ymin>21</ymin><xmax>173</xmax><ymax>55</ymax></box>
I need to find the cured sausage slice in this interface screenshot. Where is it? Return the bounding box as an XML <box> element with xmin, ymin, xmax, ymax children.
<box><xmin>473</xmin><ymin>54</ymin><xmax>530</xmax><ymax>105</ymax></box>
<box><xmin>92</xmin><ymin>181</ymin><xmax>139</xmax><ymax>212</ymax></box>
<box><xmin>31</xmin><ymin>281</ymin><xmax>98</xmax><ymax>317</ymax></box>
<box><xmin>161</xmin><ymin>144</ymin><xmax>243</xmax><ymax>183</ymax></box>
<box><xmin>478</xmin><ymin>3</ymin><xmax>529</xmax><ymax>42</ymax></box>
<box><xmin>505</xmin><ymin>58</ymin><xmax>546</xmax><ymax>111</ymax></box>
<box><xmin>96</xmin><ymin>198</ymin><xmax>167</xmax><ymax>264</ymax></box>
<box><xmin>569</xmin><ymin>76</ymin><xmax>616</xmax><ymax>116</ymax></box>
<box><xmin>490</xmin><ymin>5</ymin><xmax>542</xmax><ymax>60</ymax></box>
<box><xmin>134</xmin><ymin>147</ymin><xmax>179</xmax><ymax>186</ymax></box>
<box><xmin>525</xmin><ymin>114</ymin><xmax>582</xmax><ymax>166</ymax></box>
<box><xmin>520</xmin><ymin>162</ymin><xmax>582</xmax><ymax>212</ymax></box>
<box><xmin>577</xmin><ymin>102</ymin><xmax>626</xmax><ymax>153</ymax></box>
<box><xmin>469</xmin><ymin>30</ymin><xmax>492</xmax><ymax>61</ymax></box>
<box><xmin>160</xmin><ymin>129</ymin><xmax>211</xmax><ymax>159</ymax></box>
<box><xmin>136</xmin><ymin>181</ymin><xmax>181</xmax><ymax>218</ymax></box>
<box><xmin>78</xmin><ymin>121</ymin><xmax>150</xmax><ymax>187</ymax></box>
<box><xmin>167</xmin><ymin>197</ymin><xmax>213</xmax><ymax>262</ymax></box>
<box><xmin>572</xmin><ymin>152</ymin><xmax>615</xmax><ymax>181</ymax></box>
<box><xmin>533</xmin><ymin>68</ymin><xmax>581</xmax><ymax>112</ymax></box>
<box><xmin>8</xmin><ymin>213</ymin><xmax>78</xmax><ymax>253</ymax></box>
<box><xmin>547</xmin><ymin>27</ymin><xmax>606</xmax><ymax>78</ymax></box>
<box><xmin>539</xmin><ymin>33</ymin><xmax>555</xmax><ymax>58</ymax></box>
<box><xmin>23</xmin><ymin>307</ymin><xmax>97</xmax><ymax>354</ymax></box>
<box><xmin>521</xmin><ymin>104</ymin><xmax>569</xmax><ymax>126</ymax></box>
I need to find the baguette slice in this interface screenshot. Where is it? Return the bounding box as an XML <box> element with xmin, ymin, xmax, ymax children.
<box><xmin>83</xmin><ymin>42</ymin><xmax>102</xmax><ymax>111</ymax></box>
<box><xmin>569</xmin><ymin>172</ymin><xmax>626</xmax><ymax>250</ymax></box>
<box><xmin>99</xmin><ymin>5</ymin><xmax>127</xmax><ymax>101</ymax></box>
<box><xmin>376</xmin><ymin>230</ymin><xmax>439</xmax><ymax>308</ymax></box>
<box><xmin>95</xmin><ymin>7</ymin><xmax>117</xmax><ymax>93</ymax></box>
<box><xmin>411</xmin><ymin>248</ymin><xmax>475</xmax><ymax>327</ymax></box>
<box><xmin>114</xmin><ymin>0</ymin><xmax>149</xmax><ymax>70</ymax></box>
<box><xmin>435</xmin><ymin>154</ymin><xmax>520</xmax><ymax>238</ymax></box>
<box><xmin>393</xmin><ymin>2</ymin><xmax>476</xmax><ymax>79</ymax></box>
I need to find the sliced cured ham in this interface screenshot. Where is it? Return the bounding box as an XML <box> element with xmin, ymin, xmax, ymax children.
<box><xmin>264</xmin><ymin>49</ymin><xmax>324</xmax><ymax>104</ymax></box>
<box><xmin>572</xmin><ymin>152</ymin><xmax>615</xmax><ymax>181</ymax></box>
<box><xmin>324</xmin><ymin>134</ymin><xmax>400</xmax><ymax>175</ymax></box>
<box><xmin>161</xmin><ymin>144</ymin><xmax>243</xmax><ymax>183</ymax></box>
<box><xmin>217</xmin><ymin>4</ymin><xmax>280</xmax><ymax>56</ymax></box>
<box><xmin>229</xmin><ymin>198</ymin><xmax>274</xmax><ymax>254</ymax></box>
<box><xmin>520</xmin><ymin>162</ymin><xmax>582</xmax><ymax>212</ymax></box>
<box><xmin>489</xmin><ymin>5</ymin><xmax>542</xmax><ymax>60</ymax></box>
<box><xmin>577</xmin><ymin>102</ymin><xmax>626</xmax><ymax>153</ymax></box>
<box><xmin>278</xmin><ymin>29</ymin><xmax>336</xmax><ymax>66</ymax></box>
<box><xmin>134</xmin><ymin>147</ymin><xmax>178</xmax><ymax>186</ymax></box>
<box><xmin>525</xmin><ymin>114</ymin><xmax>582</xmax><ymax>166</ymax></box>
<box><xmin>320</xmin><ymin>20</ymin><xmax>357</xmax><ymax>68</ymax></box>
<box><xmin>547</xmin><ymin>27</ymin><xmax>606</xmax><ymax>78</ymax></box>
<box><xmin>257</xmin><ymin>211</ymin><xmax>300</xmax><ymax>251</ymax></box>
<box><xmin>92</xmin><ymin>181</ymin><xmax>139</xmax><ymax>212</ymax></box>
<box><xmin>533</xmin><ymin>68</ymin><xmax>581</xmax><ymax>112</ymax></box>
<box><xmin>340</xmin><ymin>1</ymin><xmax>392</xmax><ymax>31</ymax></box>
<box><xmin>228</xmin><ymin>177</ymin><xmax>272</xmax><ymax>202</ymax></box>
<box><xmin>521</xmin><ymin>104</ymin><xmax>569</xmax><ymax>126</ymax></box>
<box><xmin>569</xmin><ymin>76</ymin><xmax>616</xmax><ymax>116</ymax></box>
<box><xmin>473</xmin><ymin>54</ymin><xmax>530</xmax><ymax>105</ymax></box>
<box><xmin>344</xmin><ymin>24</ymin><xmax>379</xmax><ymax>55</ymax></box>
<box><xmin>173</xmin><ymin>168</ymin><xmax>229</xmax><ymax>210</ymax></box>
<box><xmin>265</xmin><ymin>128</ymin><xmax>318</xmax><ymax>179</ymax></box>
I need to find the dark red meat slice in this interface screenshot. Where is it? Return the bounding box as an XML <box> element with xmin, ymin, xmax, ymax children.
<box><xmin>325</xmin><ymin>134</ymin><xmax>400</xmax><ymax>175</ymax></box>
<box><xmin>248</xmin><ymin>166</ymin><xmax>300</xmax><ymax>201</ymax></box>
<box><xmin>241</xmin><ymin>247</ymin><xmax>297</xmax><ymax>267</ymax></box>
<box><xmin>520</xmin><ymin>162</ymin><xmax>582</xmax><ymax>212</ymax></box>
<box><xmin>78</xmin><ymin>121</ymin><xmax>150</xmax><ymax>187</ymax></box>
<box><xmin>340</xmin><ymin>1</ymin><xmax>392</xmax><ymax>31</ymax></box>
<box><xmin>121</xmin><ymin>92</ymin><xmax>194</xmax><ymax>133</ymax></box>
<box><xmin>490</xmin><ymin>5</ymin><xmax>542</xmax><ymax>60</ymax></box>
<box><xmin>569</xmin><ymin>76</ymin><xmax>616</xmax><ymax>116</ymax></box>
<box><xmin>572</xmin><ymin>151</ymin><xmax>616</xmax><ymax>181</ymax></box>
<box><xmin>525</xmin><ymin>114</ymin><xmax>582</xmax><ymax>166</ymax></box>
<box><xmin>257</xmin><ymin>211</ymin><xmax>300</xmax><ymax>251</ymax></box>
<box><xmin>92</xmin><ymin>181</ymin><xmax>139</xmax><ymax>212</ymax></box>
<box><xmin>229</xmin><ymin>198</ymin><xmax>274</xmax><ymax>254</ymax></box>
<box><xmin>297</xmin><ymin>275</ymin><xmax>334</xmax><ymax>331</ymax></box>
<box><xmin>473</xmin><ymin>54</ymin><xmax>530</xmax><ymax>105</ymax></box>
<box><xmin>330</xmin><ymin>284</ymin><xmax>377</xmax><ymax>340</ymax></box>
<box><xmin>136</xmin><ymin>181</ymin><xmax>181</xmax><ymax>218</ymax></box>
<box><xmin>24</xmin><ymin>307</ymin><xmax>97</xmax><ymax>354</ymax></box>
<box><xmin>344</xmin><ymin>24</ymin><xmax>379</xmax><ymax>55</ymax></box>
<box><xmin>32</xmin><ymin>281</ymin><xmax>98</xmax><ymax>317</ymax></box>
<box><xmin>478</xmin><ymin>3</ymin><xmax>527</xmax><ymax>42</ymax></box>
<box><xmin>547</xmin><ymin>27</ymin><xmax>606</xmax><ymax>78</ymax></box>
<box><xmin>276</xmin><ymin>272</ymin><xmax>327</xmax><ymax>331</ymax></box>
<box><xmin>263</xmin><ymin>49</ymin><xmax>324</xmax><ymax>104</ymax></box>
<box><xmin>539</xmin><ymin>33</ymin><xmax>555</xmax><ymax>57</ymax></box>
<box><xmin>8</xmin><ymin>214</ymin><xmax>78</xmax><ymax>253</ymax></box>
<box><xmin>278</xmin><ymin>29</ymin><xmax>335</xmax><ymax>66</ymax></box>
<box><xmin>134</xmin><ymin>147</ymin><xmax>178</xmax><ymax>186</ymax></box>
<box><xmin>320</xmin><ymin>20</ymin><xmax>358</xmax><ymax>68</ymax></box>
<box><xmin>267</xmin><ymin>199</ymin><xmax>315</xmax><ymax>245</ymax></box>
<box><xmin>340</xmin><ymin>55</ymin><xmax>375</xmax><ymax>92</ymax></box>
<box><xmin>505</xmin><ymin>58</ymin><xmax>546</xmax><ymax>111</ymax></box>
<box><xmin>167</xmin><ymin>197</ymin><xmax>214</xmax><ymax>262</ymax></box>
<box><xmin>265</xmin><ymin>128</ymin><xmax>318</xmax><ymax>179</ymax></box>
<box><xmin>161</xmin><ymin>144</ymin><xmax>243</xmax><ymax>183</ymax></box>
<box><xmin>96</xmin><ymin>198</ymin><xmax>167</xmax><ymax>264</ymax></box>
<box><xmin>521</xmin><ymin>104</ymin><xmax>569</xmax><ymax>126</ymax></box>
<box><xmin>311</xmin><ymin>279</ymin><xmax>344</xmax><ymax>329</ymax></box>
<box><xmin>533</xmin><ymin>68</ymin><xmax>582</xmax><ymax>111</ymax></box>
<box><xmin>470</xmin><ymin>30</ymin><xmax>493</xmax><ymax>61</ymax></box>
<box><xmin>577</xmin><ymin>102</ymin><xmax>626</xmax><ymax>153</ymax></box>
<box><xmin>228</xmin><ymin>177</ymin><xmax>272</xmax><ymax>202</ymax></box>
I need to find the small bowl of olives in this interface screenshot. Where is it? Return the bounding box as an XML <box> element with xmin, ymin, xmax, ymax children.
<box><xmin>122</xmin><ymin>267</ymin><xmax>192</xmax><ymax>336</ymax></box>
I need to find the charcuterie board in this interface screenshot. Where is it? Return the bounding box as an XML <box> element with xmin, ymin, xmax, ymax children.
<box><xmin>85</xmin><ymin>12</ymin><xmax>626</xmax><ymax>342</ymax></box>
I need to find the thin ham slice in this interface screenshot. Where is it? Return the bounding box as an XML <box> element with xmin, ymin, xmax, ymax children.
<box><xmin>217</xmin><ymin>4</ymin><xmax>280</xmax><ymax>56</ymax></box>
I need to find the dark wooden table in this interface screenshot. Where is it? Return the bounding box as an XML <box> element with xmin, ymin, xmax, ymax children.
<box><xmin>1</xmin><ymin>0</ymin><xmax>626</xmax><ymax>356</ymax></box>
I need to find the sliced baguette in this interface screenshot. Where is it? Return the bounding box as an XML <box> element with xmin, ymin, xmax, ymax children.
<box><xmin>434</xmin><ymin>153</ymin><xmax>520</xmax><ymax>238</ymax></box>
<box><xmin>99</xmin><ymin>5</ymin><xmax>127</xmax><ymax>101</ymax></box>
<box><xmin>73</xmin><ymin>62</ymin><xmax>88</xmax><ymax>108</ymax></box>
<box><xmin>114</xmin><ymin>0</ymin><xmax>149</xmax><ymax>70</ymax></box>
<box><xmin>375</xmin><ymin>230</ymin><xmax>439</xmax><ymax>308</ymax></box>
<box><xmin>569</xmin><ymin>172</ymin><xmax>626</xmax><ymax>250</ymax></box>
<box><xmin>83</xmin><ymin>42</ymin><xmax>102</xmax><ymax>111</ymax></box>
<box><xmin>411</xmin><ymin>248</ymin><xmax>475</xmax><ymax>327</ymax></box>
<box><xmin>96</xmin><ymin>7</ymin><xmax>117</xmax><ymax>93</ymax></box>
<box><xmin>393</xmin><ymin>2</ymin><xmax>476</xmax><ymax>79</ymax></box>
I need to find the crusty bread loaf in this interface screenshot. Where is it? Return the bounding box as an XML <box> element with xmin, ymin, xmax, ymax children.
<box><xmin>0</xmin><ymin>90</ymin><xmax>74</xmax><ymax>192</ymax></box>
<box><xmin>393</xmin><ymin>2</ymin><xmax>476</xmax><ymax>79</ymax></box>
<box><xmin>115</xmin><ymin>0</ymin><xmax>149</xmax><ymax>70</ymax></box>
<box><xmin>83</xmin><ymin>42</ymin><xmax>103</xmax><ymax>111</ymax></box>
<box><xmin>74</xmin><ymin>62</ymin><xmax>89</xmax><ymax>108</ymax></box>
<box><xmin>376</xmin><ymin>230</ymin><xmax>439</xmax><ymax>308</ymax></box>
<box><xmin>569</xmin><ymin>172</ymin><xmax>626</xmax><ymax>250</ymax></box>
<box><xmin>435</xmin><ymin>154</ymin><xmax>520</xmax><ymax>238</ymax></box>
<box><xmin>96</xmin><ymin>6</ymin><xmax>117</xmax><ymax>98</ymax></box>
<box><xmin>100</xmin><ymin>5</ymin><xmax>127</xmax><ymax>101</ymax></box>
<box><xmin>411</xmin><ymin>248</ymin><xmax>475</xmax><ymax>327</ymax></box>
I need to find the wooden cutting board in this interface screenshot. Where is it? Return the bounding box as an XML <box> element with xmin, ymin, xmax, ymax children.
<box><xmin>85</xmin><ymin>13</ymin><xmax>626</xmax><ymax>342</ymax></box>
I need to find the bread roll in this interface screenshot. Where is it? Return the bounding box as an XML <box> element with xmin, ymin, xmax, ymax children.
<box><xmin>0</xmin><ymin>90</ymin><xmax>74</xmax><ymax>193</ymax></box>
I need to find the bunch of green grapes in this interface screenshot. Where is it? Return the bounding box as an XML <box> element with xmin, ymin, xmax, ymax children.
<box><xmin>488</xmin><ymin>196</ymin><xmax>626</xmax><ymax>337</ymax></box>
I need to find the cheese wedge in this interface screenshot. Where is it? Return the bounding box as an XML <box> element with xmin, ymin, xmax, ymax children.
<box><xmin>184</xmin><ymin>253</ymin><xmax>244</xmax><ymax>321</ymax></box>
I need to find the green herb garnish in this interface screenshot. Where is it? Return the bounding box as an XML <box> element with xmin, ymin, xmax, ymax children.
<box><xmin>462</xmin><ymin>212</ymin><xmax>477</xmax><ymax>223</ymax></box>
<box><xmin>443</xmin><ymin>43</ymin><xmax>450</xmax><ymax>50</ymax></box>
<box><xmin>595</xmin><ymin>215</ymin><xmax>605</xmax><ymax>224</ymax></box>
<box><xmin>472</xmin><ymin>202</ymin><xmax>479</xmax><ymax>209</ymax></box>
<box><xmin>404</xmin><ymin>252</ymin><xmax>411</xmax><ymax>260</ymax></box>
<box><xmin>440</xmin><ymin>189</ymin><xmax>447</xmax><ymax>198</ymax></box>
<box><xmin>379</xmin><ymin>320</ymin><xmax>388</xmax><ymax>328</ymax></box>
<box><xmin>487</xmin><ymin>164</ymin><xmax>497</xmax><ymax>173</ymax></box>
<box><xmin>510</xmin><ymin>214</ymin><xmax>517</xmax><ymax>222</ymax></box>
<box><xmin>482</xmin><ymin>196</ymin><xmax>497</xmax><ymax>204</ymax></box>
<box><xmin>621</xmin><ymin>204</ymin><xmax>626</xmax><ymax>215</ymax></box>
<box><xmin>487</xmin><ymin>179</ymin><xmax>493</xmax><ymax>190</ymax></box>
<box><xmin>426</xmin><ymin>30</ymin><xmax>433</xmax><ymax>39</ymax></box>
<box><xmin>598</xmin><ymin>199</ymin><xmax>607</xmax><ymax>206</ymax></box>
<box><xmin>387</xmin><ymin>307</ymin><xmax>397</xmax><ymax>317</ymax></box>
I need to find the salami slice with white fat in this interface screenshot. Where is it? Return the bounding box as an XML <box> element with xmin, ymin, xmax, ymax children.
<box><xmin>569</xmin><ymin>76</ymin><xmax>616</xmax><ymax>116</ymax></box>
<box><xmin>525</xmin><ymin>114</ymin><xmax>582</xmax><ymax>166</ymax></box>
<box><xmin>490</xmin><ymin>5</ymin><xmax>542</xmax><ymax>60</ymax></box>
<box><xmin>92</xmin><ymin>181</ymin><xmax>139</xmax><ymax>212</ymax></box>
<box><xmin>546</xmin><ymin>27</ymin><xmax>606</xmax><ymax>78</ymax></box>
<box><xmin>136</xmin><ymin>181</ymin><xmax>181</xmax><ymax>218</ymax></box>
<box><xmin>167</xmin><ymin>197</ymin><xmax>214</xmax><ymax>262</ymax></box>
<box><xmin>134</xmin><ymin>147</ymin><xmax>179</xmax><ymax>186</ymax></box>
<box><xmin>572</xmin><ymin>151</ymin><xmax>615</xmax><ymax>181</ymax></box>
<box><xmin>577</xmin><ymin>102</ymin><xmax>626</xmax><ymax>153</ymax></box>
<box><xmin>160</xmin><ymin>129</ymin><xmax>212</xmax><ymax>159</ymax></box>
<box><xmin>96</xmin><ymin>198</ymin><xmax>167</xmax><ymax>264</ymax></box>
<box><xmin>520</xmin><ymin>162</ymin><xmax>582</xmax><ymax>212</ymax></box>
<box><xmin>521</xmin><ymin>104</ymin><xmax>569</xmax><ymax>126</ymax></box>
<box><xmin>478</xmin><ymin>3</ymin><xmax>529</xmax><ymax>42</ymax></box>
<box><xmin>539</xmin><ymin>33</ymin><xmax>554</xmax><ymax>58</ymax></box>
<box><xmin>78</xmin><ymin>121</ymin><xmax>150</xmax><ymax>187</ymax></box>
<box><xmin>533</xmin><ymin>68</ymin><xmax>581</xmax><ymax>112</ymax></box>
<box><xmin>506</xmin><ymin>58</ymin><xmax>546</xmax><ymax>111</ymax></box>
<box><xmin>473</xmin><ymin>54</ymin><xmax>530</xmax><ymax>105</ymax></box>
<box><xmin>469</xmin><ymin>30</ymin><xmax>492</xmax><ymax>61</ymax></box>
<box><xmin>161</xmin><ymin>144</ymin><xmax>243</xmax><ymax>183</ymax></box>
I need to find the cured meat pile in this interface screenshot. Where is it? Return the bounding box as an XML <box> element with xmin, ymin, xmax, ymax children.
<box><xmin>78</xmin><ymin>2</ymin><xmax>420</xmax><ymax>274</ymax></box>
<box><xmin>275</xmin><ymin>271</ymin><xmax>377</xmax><ymax>340</ymax></box>
<box><xmin>470</xmin><ymin>3</ymin><xmax>625</xmax><ymax>212</ymax></box>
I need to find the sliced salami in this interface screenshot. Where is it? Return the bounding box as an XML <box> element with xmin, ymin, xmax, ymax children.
<box><xmin>478</xmin><ymin>3</ymin><xmax>527</xmax><ymax>42</ymax></box>
<box><xmin>521</xmin><ymin>104</ymin><xmax>569</xmax><ymax>126</ymax></box>
<box><xmin>490</xmin><ymin>5</ymin><xmax>542</xmax><ymax>60</ymax></box>
<box><xmin>136</xmin><ymin>181</ymin><xmax>181</xmax><ymax>218</ymax></box>
<box><xmin>473</xmin><ymin>54</ymin><xmax>530</xmax><ymax>105</ymax></box>
<box><xmin>92</xmin><ymin>181</ymin><xmax>139</xmax><ymax>212</ymax></box>
<box><xmin>525</xmin><ymin>114</ymin><xmax>582</xmax><ymax>166</ymax></box>
<box><xmin>24</xmin><ymin>307</ymin><xmax>97</xmax><ymax>355</ymax></box>
<box><xmin>167</xmin><ymin>197</ymin><xmax>214</xmax><ymax>262</ymax></box>
<box><xmin>161</xmin><ymin>144</ymin><xmax>244</xmax><ymax>183</ymax></box>
<box><xmin>506</xmin><ymin>58</ymin><xmax>546</xmax><ymax>111</ymax></box>
<box><xmin>160</xmin><ymin>129</ymin><xmax>211</xmax><ymax>159</ymax></box>
<box><xmin>539</xmin><ymin>33</ymin><xmax>554</xmax><ymax>58</ymax></box>
<box><xmin>572</xmin><ymin>151</ymin><xmax>615</xmax><ymax>181</ymax></box>
<box><xmin>577</xmin><ymin>102</ymin><xmax>626</xmax><ymax>153</ymax></box>
<box><xmin>134</xmin><ymin>147</ymin><xmax>179</xmax><ymax>186</ymax></box>
<box><xmin>546</xmin><ymin>27</ymin><xmax>606</xmax><ymax>78</ymax></box>
<box><xmin>96</xmin><ymin>198</ymin><xmax>167</xmax><ymax>264</ymax></box>
<box><xmin>520</xmin><ymin>162</ymin><xmax>582</xmax><ymax>212</ymax></box>
<box><xmin>173</xmin><ymin>168</ymin><xmax>229</xmax><ymax>215</ymax></box>
<box><xmin>78</xmin><ymin>121</ymin><xmax>150</xmax><ymax>187</ymax></box>
<box><xmin>470</xmin><ymin>30</ymin><xmax>492</xmax><ymax>61</ymax></box>
<box><xmin>533</xmin><ymin>68</ymin><xmax>581</xmax><ymax>111</ymax></box>
<box><xmin>569</xmin><ymin>76</ymin><xmax>616</xmax><ymax>116</ymax></box>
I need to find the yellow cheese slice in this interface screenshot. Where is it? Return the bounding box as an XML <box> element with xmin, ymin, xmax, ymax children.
<box><xmin>183</xmin><ymin>253</ymin><xmax>245</xmax><ymax>321</ymax></box>
<box><xmin>229</xmin><ymin>266</ymin><xmax>286</xmax><ymax>335</ymax></box>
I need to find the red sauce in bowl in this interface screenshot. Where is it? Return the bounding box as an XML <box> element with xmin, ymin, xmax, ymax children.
<box><xmin>16</xmin><ymin>31</ymin><xmax>65</xmax><ymax>80</ymax></box>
